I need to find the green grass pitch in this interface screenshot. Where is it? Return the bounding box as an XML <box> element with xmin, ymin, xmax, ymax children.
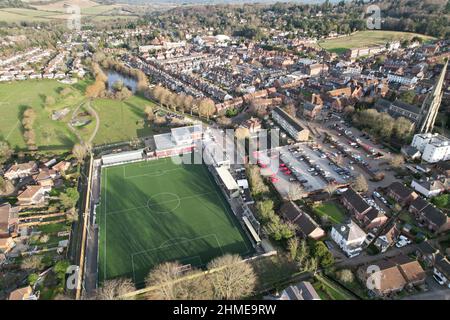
<box><xmin>97</xmin><ymin>156</ymin><xmax>254</xmax><ymax>287</ymax></box>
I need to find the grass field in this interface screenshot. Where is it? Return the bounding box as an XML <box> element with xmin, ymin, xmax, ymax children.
<box><xmin>313</xmin><ymin>201</ymin><xmax>347</xmax><ymax>224</ymax></box>
<box><xmin>0</xmin><ymin>80</ymin><xmax>158</xmax><ymax>153</ymax></box>
<box><xmin>318</xmin><ymin>30</ymin><xmax>435</xmax><ymax>54</ymax></box>
<box><xmin>0</xmin><ymin>1</ymin><xmax>137</xmax><ymax>23</ymax></box>
<box><xmin>97</xmin><ymin>157</ymin><xmax>254</xmax><ymax>286</ymax></box>
<box><xmin>91</xmin><ymin>96</ymin><xmax>157</xmax><ymax>146</ymax></box>
<box><xmin>0</xmin><ymin>79</ymin><xmax>84</xmax><ymax>151</ymax></box>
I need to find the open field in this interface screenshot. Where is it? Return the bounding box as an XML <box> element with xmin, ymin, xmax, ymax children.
<box><xmin>318</xmin><ymin>30</ymin><xmax>435</xmax><ymax>54</ymax></box>
<box><xmin>97</xmin><ymin>157</ymin><xmax>254</xmax><ymax>286</ymax></box>
<box><xmin>0</xmin><ymin>1</ymin><xmax>137</xmax><ymax>23</ymax></box>
<box><xmin>0</xmin><ymin>80</ymin><xmax>159</xmax><ymax>152</ymax></box>
<box><xmin>0</xmin><ymin>80</ymin><xmax>84</xmax><ymax>151</ymax></box>
<box><xmin>91</xmin><ymin>95</ymin><xmax>158</xmax><ymax>145</ymax></box>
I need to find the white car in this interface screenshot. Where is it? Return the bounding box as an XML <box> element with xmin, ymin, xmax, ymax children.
<box><xmin>433</xmin><ymin>274</ymin><xmax>445</xmax><ymax>286</ymax></box>
<box><xmin>373</xmin><ymin>191</ymin><xmax>381</xmax><ymax>198</ymax></box>
<box><xmin>307</xmin><ymin>168</ymin><xmax>315</xmax><ymax>172</ymax></box>
<box><xmin>395</xmin><ymin>236</ymin><xmax>412</xmax><ymax>248</ymax></box>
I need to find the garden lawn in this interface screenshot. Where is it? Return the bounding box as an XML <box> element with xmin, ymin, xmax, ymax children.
<box><xmin>313</xmin><ymin>201</ymin><xmax>347</xmax><ymax>224</ymax></box>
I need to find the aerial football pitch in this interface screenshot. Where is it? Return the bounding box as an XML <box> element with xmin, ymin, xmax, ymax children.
<box><xmin>97</xmin><ymin>156</ymin><xmax>254</xmax><ymax>286</ymax></box>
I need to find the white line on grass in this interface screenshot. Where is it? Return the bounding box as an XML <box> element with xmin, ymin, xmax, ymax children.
<box><xmin>105</xmin><ymin>191</ymin><xmax>216</xmax><ymax>216</ymax></box>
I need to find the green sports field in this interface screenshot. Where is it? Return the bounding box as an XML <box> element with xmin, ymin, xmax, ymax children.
<box><xmin>97</xmin><ymin>156</ymin><xmax>254</xmax><ymax>286</ymax></box>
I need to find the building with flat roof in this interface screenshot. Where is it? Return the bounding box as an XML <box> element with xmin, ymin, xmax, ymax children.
<box><xmin>154</xmin><ymin>125</ymin><xmax>203</xmax><ymax>157</ymax></box>
<box><xmin>411</xmin><ymin>133</ymin><xmax>450</xmax><ymax>163</ymax></box>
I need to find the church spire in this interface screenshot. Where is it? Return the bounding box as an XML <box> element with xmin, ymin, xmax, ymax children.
<box><xmin>418</xmin><ymin>59</ymin><xmax>448</xmax><ymax>134</ymax></box>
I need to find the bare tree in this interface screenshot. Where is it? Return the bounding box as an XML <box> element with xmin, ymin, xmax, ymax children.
<box><xmin>144</xmin><ymin>105</ymin><xmax>155</xmax><ymax>122</ymax></box>
<box><xmin>235</xmin><ymin>127</ymin><xmax>250</xmax><ymax>140</ymax></box>
<box><xmin>72</xmin><ymin>143</ymin><xmax>88</xmax><ymax>163</ymax></box>
<box><xmin>351</xmin><ymin>174</ymin><xmax>368</xmax><ymax>193</ymax></box>
<box><xmin>146</xmin><ymin>262</ymin><xmax>184</xmax><ymax>300</ymax></box>
<box><xmin>324</xmin><ymin>184</ymin><xmax>338</xmax><ymax>199</ymax></box>
<box><xmin>0</xmin><ymin>140</ymin><xmax>12</xmax><ymax>165</ymax></box>
<box><xmin>21</xmin><ymin>255</ymin><xmax>43</xmax><ymax>271</ymax></box>
<box><xmin>198</xmin><ymin>98</ymin><xmax>216</xmax><ymax>120</ymax></box>
<box><xmin>389</xmin><ymin>155</ymin><xmax>405</xmax><ymax>168</ymax></box>
<box><xmin>337</xmin><ymin>269</ymin><xmax>354</xmax><ymax>283</ymax></box>
<box><xmin>207</xmin><ymin>254</ymin><xmax>257</xmax><ymax>300</ymax></box>
<box><xmin>288</xmin><ymin>183</ymin><xmax>303</xmax><ymax>201</ymax></box>
<box><xmin>93</xmin><ymin>278</ymin><xmax>136</xmax><ymax>300</ymax></box>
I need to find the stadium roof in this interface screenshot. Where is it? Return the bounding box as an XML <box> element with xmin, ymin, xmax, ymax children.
<box><xmin>215</xmin><ymin>166</ymin><xmax>239</xmax><ymax>191</ymax></box>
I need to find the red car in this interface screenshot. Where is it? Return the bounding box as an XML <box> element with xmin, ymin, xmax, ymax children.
<box><xmin>271</xmin><ymin>177</ymin><xmax>279</xmax><ymax>183</ymax></box>
<box><xmin>280</xmin><ymin>163</ymin><xmax>286</xmax><ymax>167</ymax></box>
<box><xmin>284</xmin><ymin>171</ymin><xmax>292</xmax><ymax>175</ymax></box>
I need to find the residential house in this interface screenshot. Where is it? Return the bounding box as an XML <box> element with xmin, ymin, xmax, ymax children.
<box><xmin>340</xmin><ymin>188</ymin><xmax>371</xmax><ymax>217</ymax></box>
<box><xmin>53</xmin><ymin>161</ymin><xmax>71</xmax><ymax>174</ymax></box>
<box><xmin>0</xmin><ymin>237</ymin><xmax>15</xmax><ymax>252</ymax></box>
<box><xmin>8</xmin><ymin>286</ymin><xmax>37</xmax><ymax>300</ymax></box>
<box><xmin>279</xmin><ymin>201</ymin><xmax>325</xmax><ymax>240</ymax></box>
<box><xmin>433</xmin><ymin>254</ymin><xmax>450</xmax><ymax>289</ymax></box>
<box><xmin>264</xmin><ymin>281</ymin><xmax>321</xmax><ymax>300</ymax></box>
<box><xmin>33</xmin><ymin>168</ymin><xmax>57</xmax><ymax>191</ymax></box>
<box><xmin>358</xmin><ymin>254</ymin><xmax>426</xmax><ymax>296</ymax></box>
<box><xmin>416</xmin><ymin>241</ymin><xmax>439</xmax><ymax>267</ymax></box>
<box><xmin>17</xmin><ymin>185</ymin><xmax>47</xmax><ymax>206</ymax></box>
<box><xmin>386</xmin><ymin>182</ymin><xmax>418</xmax><ymax>206</ymax></box>
<box><xmin>435</xmin><ymin>161</ymin><xmax>450</xmax><ymax>178</ymax></box>
<box><xmin>374</xmin><ymin>224</ymin><xmax>400</xmax><ymax>253</ymax></box>
<box><xmin>411</xmin><ymin>179</ymin><xmax>445</xmax><ymax>198</ymax></box>
<box><xmin>0</xmin><ymin>203</ymin><xmax>19</xmax><ymax>238</ymax></box>
<box><xmin>409</xmin><ymin>197</ymin><xmax>450</xmax><ymax>233</ymax></box>
<box><xmin>4</xmin><ymin>161</ymin><xmax>38</xmax><ymax>180</ymax></box>
<box><xmin>302</xmin><ymin>102</ymin><xmax>322</xmax><ymax>120</ymax></box>
<box><xmin>340</xmin><ymin>189</ymin><xmax>386</xmax><ymax>229</ymax></box>
<box><xmin>241</xmin><ymin>117</ymin><xmax>262</xmax><ymax>134</ymax></box>
<box><xmin>331</xmin><ymin>219</ymin><xmax>367</xmax><ymax>258</ymax></box>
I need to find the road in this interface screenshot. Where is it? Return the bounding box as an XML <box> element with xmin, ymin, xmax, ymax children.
<box><xmin>335</xmin><ymin>244</ymin><xmax>418</xmax><ymax>268</ymax></box>
<box><xmin>403</xmin><ymin>288</ymin><xmax>450</xmax><ymax>300</ymax></box>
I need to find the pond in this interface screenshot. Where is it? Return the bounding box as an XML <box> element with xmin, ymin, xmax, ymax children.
<box><xmin>106</xmin><ymin>70</ymin><xmax>138</xmax><ymax>93</ymax></box>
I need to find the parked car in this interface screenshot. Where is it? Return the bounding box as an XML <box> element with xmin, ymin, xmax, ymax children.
<box><xmin>433</xmin><ymin>274</ymin><xmax>445</xmax><ymax>286</ymax></box>
<box><xmin>395</xmin><ymin>235</ymin><xmax>412</xmax><ymax>248</ymax></box>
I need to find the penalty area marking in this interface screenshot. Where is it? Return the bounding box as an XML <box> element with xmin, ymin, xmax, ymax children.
<box><xmin>130</xmin><ymin>234</ymin><xmax>222</xmax><ymax>284</ymax></box>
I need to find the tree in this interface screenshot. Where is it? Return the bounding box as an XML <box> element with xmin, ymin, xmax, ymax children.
<box><xmin>247</xmin><ymin>165</ymin><xmax>269</xmax><ymax>196</ymax></box>
<box><xmin>72</xmin><ymin>143</ymin><xmax>88</xmax><ymax>163</ymax></box>
<box><xmin>255</xmin><ymin>200</ymin><xmax>276</xmax><ymax>223</ymax></box>
<box><xmin>288</xmin><ymin>183</ymin><xmax>303</xmax><ymax>201</ymax></box>
<box><xmin>0</xmin><ymin>140</ymin><xmax>12</xmax><ymax>165</ymax></box>
<box><xmin>389</xmin><ymin>155</ymin><xmax>405</xmax><ymax>168</ymax></box>
<box><xmin>146</xmin><ymin>261</ymin><xmax>185</xmax><ymax>300</ymax></box>
<box><xmin>313</xmin><ymin>241</ymin><xmax>334</xmax><ymax>270</ymax></box>
<box><xmin>144</xmin><ymin>105</ymin><xmax>155</xmax><ymax>122</ymax></box>
<box><xmin>351</xmin><ymin>174</ymin><xmax>368</xmax><ymax>193</ymax></box>
<box><xmin>235</xmin><ymin>127</ymin><xmax>250</xmax><ymax>140</ymax></box>
<box><xmin>93</xmin><ymin>278</ymin><xmax>136</xmax><ymax>300</ymax></box>
<box><xmin>21</xmin><ymin>255</ymin><xmax>43</xmax><ymax>271</ymax></box>
<box><xmin>337</xmin><ymin>269</ymin><xmax>354</xmax><ymax>283</ymax></box>
<box><xmin>324</xmin><ymin>184</ymin><xmax>338</xmax><ymax>199</ymax></box>
<box><xmin>207</xmin><ymin>254</ymin><xmax>257</xmax><ymax>300</ymax></box>
<box><xmin>288</xmin><ymin>237</ymin><xmax>299</xmax><ymax>261</ymax></box>
<box><xmin>296</xmin><ymin>239</ymin><xmax>309</xmax><ymax>268</ymax></box>
<box><xmin>198</xmin><ymin>98</ymin><xmax>216</xmax><ymax>120</ymax></box>
<box><xmin>60</xmin><ymin>187</ymin><xmax>80</xmax><ymax>210</ymax></box>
